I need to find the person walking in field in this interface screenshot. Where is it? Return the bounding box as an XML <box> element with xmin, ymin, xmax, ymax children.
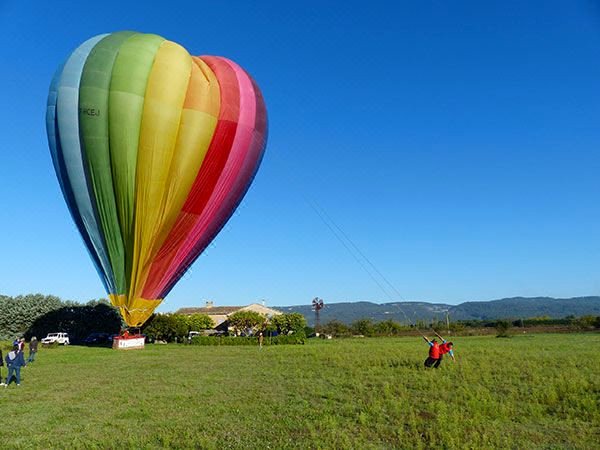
<box><xmin>258</xmin><ymin>332</ymin><xmax>264</xmax><ymax>349</ymax></box>
<box><xmin>5</xmin><ymin>345</ymin><xmax>26</xmax><ymax>387</ymax></box>
<box><xmin>28</xmin><ymin>337</ymin><xmax>38</xmax><ymax>363</ymax></box>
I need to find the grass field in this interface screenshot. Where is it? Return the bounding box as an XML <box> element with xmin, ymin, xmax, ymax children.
<box><xmin>1</xmin><ymin>333</ymin><xmax>599</xmax><ymax>449</ymax></box>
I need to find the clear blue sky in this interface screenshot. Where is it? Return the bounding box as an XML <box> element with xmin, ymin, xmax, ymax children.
<box><xmin>1</xmin><ymin>1</ymin><xmax>599</xmax><ymax>311</ymax></box>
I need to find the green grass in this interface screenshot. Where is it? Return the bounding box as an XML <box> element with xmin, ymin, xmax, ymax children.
<box><xmin>1</xmin><ymin>334</ymin><xmax>599</xmax><ymax>449</ymax></box>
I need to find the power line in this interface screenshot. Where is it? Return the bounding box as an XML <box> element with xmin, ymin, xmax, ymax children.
<box><xmin>267</xmin><ymin>145</ymin><xmax>415</xmax><ymax>325</ymax></box>
<box><xmin>304</xmin><ymin>196</ymin><xmax>414</xmax><ymax>325</ymax></box>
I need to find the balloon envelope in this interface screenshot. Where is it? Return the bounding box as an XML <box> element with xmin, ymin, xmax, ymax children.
<box><xmin>46</xmin><ymin>32</ymin><xmax>268</xmax><ymax>327</ymax></box>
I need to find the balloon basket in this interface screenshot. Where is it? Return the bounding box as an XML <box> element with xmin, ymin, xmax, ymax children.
<box><xmin>112</xmin><ymin>334</ymin><xmax>145</xmax><ymax>350</ymax></box>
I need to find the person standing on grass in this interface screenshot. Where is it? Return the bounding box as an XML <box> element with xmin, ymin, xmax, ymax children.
<box><xmin>432</xmin><ymin>329</ymin><xmax>455</xmax><ymax>366</ymax></box>
<box><xmin>422</xmin><ymin>335</ymin><xmax>441</xmax><ymax>368</ymax></box>
<box><xmin>258</xmin><ymin>332</ymin><xmax>264</xmax><ymax>349</ymax></box>
<box><xmin>5</xmin><ymin>345</ymin><xmax>26</xmax><ymax>387</ymax></box>
<box><xmin>0</xmin><ymin>348</ymin><xmax>5</xmax><ymax>386</ymax></box>
<box><xmin>28</xmin><ymin>337</ymin><xmax>38</xmax><ymax>363</ymax></box>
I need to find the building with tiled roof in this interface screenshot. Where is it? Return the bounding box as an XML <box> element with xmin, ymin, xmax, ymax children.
<box><xmin>176</xmin><ymin>301</ymin><xmax>282</xmax><ymax>330</ymax></box>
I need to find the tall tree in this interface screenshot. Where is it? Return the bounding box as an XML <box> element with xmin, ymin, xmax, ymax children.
<box><xmin>228</xmin><ymin>311</ymin><xmax>264</xmax><ymax>335</ymax></box>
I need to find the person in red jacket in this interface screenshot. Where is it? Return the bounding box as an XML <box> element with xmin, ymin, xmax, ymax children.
<box><xmin>422</xmin><ymin>330</ymin><xmax>455</xmax><ymax>368</ymax></box>
<box><xmin>433</xmin><ymin>330</ymin><xmax>455</xmax><ymax>367</ymax></box>
<box><xmin>422</xmin><ymin>335</ymin><xmax>441</xmax><ymax>368</ymax></box>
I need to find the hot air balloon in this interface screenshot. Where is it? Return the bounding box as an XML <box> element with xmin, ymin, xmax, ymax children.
<box><xmin>46</xmin><ymin>31</ymin><xmax>267</xmax><ymax>327</ymax></box>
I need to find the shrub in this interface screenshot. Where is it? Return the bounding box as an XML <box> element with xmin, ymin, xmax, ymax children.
<box><xmin>571</xmin><ymin>315</ymin><xmax>598</xmax><ymax>330</ymax></box>
<box><xmin>189</xmin><ymin>336</ymin><xmax>256</xmax><ymax>346</ymax></box>
<box><xmin>304</xmin><ymin>326</ymin><xmax>315</xmax><ymax>336</ymax></box>
<box><xmin>374</xmin><ymin>320</ymin><xmax>407</xmax><ymax>336</ymax></box>
<box><xmin>271</xmin><ymin>331</ymin><xmax>305</xmax><ymax>345</ymax></box>
<box><xmin>228</xmin><ymin>311</ymin><xmax>265</xmax><ymax>335</ymax></box>
<box><xmin>321</xmin><ymin>320</ymin><xmax>351</xmax><ymax>337</ymax></box>
<box><xmin>496</xmin><ymin>320</ymin><xmax>512</xmax><ymax>338</ymax></box>
<box><xmin>271</xmin><ymin>313</ymin><xmax>307</xmax><ymax>334</ymax></box>
<box><xmin>351</xmin><ymin>319</ymin><xmax>375</xmax><ymax>337</ymax></box>
<box><xmin>143</xmin><ymin>314</ymin><xmax>189</xmax><ymax>343</ymax></box>
<box><xmin>189</xmin><ymin>332</ymin><xmax>305</xmax><ymax>346</ymax></box>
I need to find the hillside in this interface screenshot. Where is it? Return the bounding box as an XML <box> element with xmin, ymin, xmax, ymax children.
<box><xmin>275</xmin><ymin>296</ymin><xmax>600</xmax><ymax>326</ymax></box>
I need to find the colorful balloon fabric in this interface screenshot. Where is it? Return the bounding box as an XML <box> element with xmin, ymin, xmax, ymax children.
<box><xmin>46</xmin><ymin>32</ymin><xmax>268</xmax><ymax>327</ymax></box>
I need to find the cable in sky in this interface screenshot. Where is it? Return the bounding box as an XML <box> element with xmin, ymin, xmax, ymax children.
<box><xmin>304</xmin><ymin>196</ymin><xmax>415</xmax><ymax>325</ymax></box>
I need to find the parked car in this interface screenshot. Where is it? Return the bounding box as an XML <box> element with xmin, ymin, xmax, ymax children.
<box><xmin>186</xmin><ymin>331</ymin><xmax>201</xmax><ymax>344</ymax></box>
<box><xmin>41</xmin><ymin>332</ymin><xmax>70</xmax><ymax>345</ymax></box>
<box><xmin>83</xmin><ymin>332</ymin><xmax>112</xmax><ymax>346</ymax></box>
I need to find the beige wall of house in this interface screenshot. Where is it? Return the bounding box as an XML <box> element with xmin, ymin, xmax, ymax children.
<box><xmin>208</xmin><ymin>314</ymin><xmax>228</xmax><ymax>327</ymax></box>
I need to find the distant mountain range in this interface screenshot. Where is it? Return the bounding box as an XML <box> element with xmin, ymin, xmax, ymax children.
<box><xmin>274</xmin><ymin>296</ymin><xmax>600</xmax><ymax>326</ymax></box>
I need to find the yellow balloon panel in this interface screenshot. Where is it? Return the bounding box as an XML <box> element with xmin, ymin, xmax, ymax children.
<box><xmin>131</xmin><ymin>60</ymin><xmax>220</xmax><ymax>304</ymax></box>
<box><xmin>130</xmin><ymin>40</ymin><xmax>192</xmax><ymax>302</ymax></box>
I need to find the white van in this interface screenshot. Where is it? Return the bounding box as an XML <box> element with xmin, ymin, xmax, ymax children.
<box><xmin>41</xmin><ymin>332</ymin><xmax>70</xmax><ymax>345</ymax></box>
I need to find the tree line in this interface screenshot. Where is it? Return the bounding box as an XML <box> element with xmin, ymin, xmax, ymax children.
<box><xmin>1</xmin><ymin>294</ymin><xmax>597</xmax><ymax>342</ymax></box>
<box><xmin>318</xmin><ymin>315</ymin><xmax>600</xmax><ymax>338</ymax></box>
<box><xmin>0</xmin><ymin>294</ymin><xmax>308</xmax><ymax>344</ymax></box>
<box><xmin>0</xmin><ymin>294</ymin><xmax>122</xmax><ymax>341</ymax></box>
<box><xmin>142</xmin><ymin>310</ymin><xmax>307</xmax><ymax>343</ymax></box>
